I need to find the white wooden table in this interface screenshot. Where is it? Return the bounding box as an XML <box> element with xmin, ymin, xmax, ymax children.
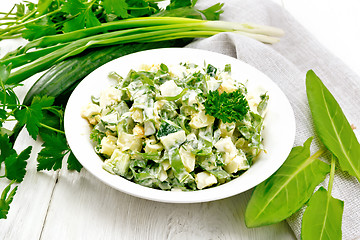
<box><xmin>2</xmin><ymin>0</ymin><xmax>359</xmax><ymax>239</ymax></box>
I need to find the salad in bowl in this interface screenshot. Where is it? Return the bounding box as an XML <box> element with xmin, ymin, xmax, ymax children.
<box><xmin>81</xmin><ymin>62</ymin><xmax>268</xmax><ymax>191</ymax></box>
<box><xmin>64</xmin><ymin>48</ymin><xmax>295</xmax><ymax>203</ymax></box>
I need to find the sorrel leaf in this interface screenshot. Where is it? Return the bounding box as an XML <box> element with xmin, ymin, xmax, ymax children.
<box><xmin>245</xmin><ymin>137</ymin><xmax>330</xmax><ymax>227</ymax></box>
<box><xmin>306</xmin><ymin>70</ymin><xmax>360</xmax><ymax>181</ymax></box>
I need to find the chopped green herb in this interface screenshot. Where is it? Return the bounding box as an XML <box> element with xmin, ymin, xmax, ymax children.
<box><xmin>203</xmin><ymin>89</ymin><xmax>249</xmax><ymax>123</ymax></box>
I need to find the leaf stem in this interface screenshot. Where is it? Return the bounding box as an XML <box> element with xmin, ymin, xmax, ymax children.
<box><xmin>311</xmin><ymin>147</ymin><xmax>327</xmax><ymax>161</ymax></box>
<box><xmin>0</xmin><ymin>12</ymin><xmax>16</xmax><ymax>15</ymax></box>
<box><xmin>0</xmin><ymin>79</ymin><xmax>7</xmax><ymax>110</ymax></box>
<box><xmin>0</xmin><ymin>9</ymin><xmax>62</xmax><ymax>34</ymax></box>
<box><xmin>18</xmin><ymin>9</ymin><xmax>37</xmax><ymax>23</ymax></box>
<box><xmin>328</xmin><ymin>155</ymin><xmax>336</xmax><ymax>196</ymax></box>
<box><xmin>2</xmin><ymin>5</ymin><xmax>15</xmax><ymax>18</ymax></box>
<box><xmin>39</xmin><ymin>122</ymin><xmax>64</xmax><ymax>134</ymax></box>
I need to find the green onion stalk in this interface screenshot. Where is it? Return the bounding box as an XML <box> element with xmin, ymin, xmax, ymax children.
<box><xmin>3</xmin><ymin>17</ymin><xmax>284</xmax><ymax>85</ymax></box>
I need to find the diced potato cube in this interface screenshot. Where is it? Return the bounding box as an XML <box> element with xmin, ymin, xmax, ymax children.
<box><xmin>207</xmin><ymin>79</ymin><xmax>221</xmax><ymax>92</ymax></box>
<box><xmin>133</xmin><ymin>125</ymin><xmax>145</xmax><ymax>137</ymax></box>
<box><xmin>214</xmin><ymin>137</ymin><xmax>237</xmax><ymax>154</ymax></box>
<box><xmin>99</xmin><ymin>87</ymin><xmax>122</xmax><ymax>108</ymax></box>
<box><xmin>223</xmin><ymin>152</ymin><xmax>237</xmax><ymax>165</ymax></box>
<box><xmin>81</xmin><ymin>103</ymin><xmax>101</xmax><ymax>125</ymax></box>
<box><xmin>144</xmin><ymin>121</ymin><xmax>156</xmax><ymax>136</ymax></box>
<box><xmin>160</xmin><ymin>130</ymin><xmax>186</xmax><ymax>150</ymax></box>
<box><xmin>218</xmin><ymin>79</ymin><xmax>237</xmax><ymax>94</ymax></box>
<box><xmin>159</xmin><ymin>80</ymin><xmax>183</xmax><ymax>97</ymax></box>
<box><xmin>99</xmin><ymin>136</ymin><xmax>118</xmax><ymax>156</ymax></box>
<box><xmin>195</xmin><ymin>172</ymin><xmax>217</xmax><ymax>190</ymax></box>
<box><xmin>247</xmin><ymin>96</ymin><xmax>258</xmax><ymax>113</ymax></box>
<box><xmin>224</xmin><ymin>155</ymin><xmax>250</xmax><ymax>173</ymax></box>
<box><xmin>117</xmin><ymin>132</ymin><xmax>142</xmax><ymax>152</ymax></box>
<box><xmin>179</xmin><ymin>146</ymin><xmax>196</xmax><ymax>172</ymax></box>
<box><xmin>102</xmin><ymin>149</ymin><xmax>130</xmax><ymax>176</ymax></box>
<box><xmin>187</xmin><ymin>90</ymin><xmax>199</xmax><ymax>106</ymax></box>
<box><xmin>169</xmin><ymin>64</ymin><xmax>187</xmax><ymax>78</ymax></box>
<box><xmin>189</xmin><ymin>111</ymin><xmax>215</xmax><ymax>129</ymax></box>
<box><xmin>158</xmin><ymin>167</ymin><xmax>168</xmax><ymax>182</ymax></box>
<box><xmin>130</xmin><ymin>107</ymin><xmax>143</xmax><ymax>123</ymax></box>
<box><xmin>161</xmin><ymin>160</ymin><xmax>171</xmax><ymax>171</ymax></box>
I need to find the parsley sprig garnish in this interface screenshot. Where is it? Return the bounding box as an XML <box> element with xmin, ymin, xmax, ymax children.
<box><xmin>203</xmin><ymin>89</ymin><xmax>249</xmax><ymax>123</ymax></box>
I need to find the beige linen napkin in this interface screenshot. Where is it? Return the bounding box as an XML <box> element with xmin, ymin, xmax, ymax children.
<box><xmin>190</xmin><ymin>0</ymin><xmax>360</xmax><ymax>239</ymax></box>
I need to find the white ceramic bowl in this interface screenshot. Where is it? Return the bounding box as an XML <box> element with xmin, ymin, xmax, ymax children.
<box><xmin>64</xmin><ymin>48</ymin><xmax>296</xmax><ymax>203</ymax></box>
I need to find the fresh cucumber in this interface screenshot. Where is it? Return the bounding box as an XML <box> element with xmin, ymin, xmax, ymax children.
<box><xmin>23</xmin><ymin>39</ymin><xmax>191</xmax><ymax>106</ymax></box>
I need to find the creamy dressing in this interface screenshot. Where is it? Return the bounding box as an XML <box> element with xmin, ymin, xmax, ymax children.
<box><xmin>81</xmin><ymin>62</ymin><xmax>268</xmax><ymax>191</ymax></box>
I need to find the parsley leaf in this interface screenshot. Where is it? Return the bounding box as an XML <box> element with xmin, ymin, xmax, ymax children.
<box><xmin>37</xmin><ymin>0</ymin><xmax>53</xmax><ymax>15</ymax></box>
<box><xmin>0</xmin><ymin>86</ymin><xmax>18</xmax><ymax>111</ymax></box>
<box><xmin>0</xmin><ymin>134</ymin><xmax>16</xmax><ymax>169</ymax></box>
<box><xmin>62</xmin><ymin>0</ymin><xmax>101</xmax><ymax>32</ymax></box>
<box><xmin>0</xmin><ymin>182</ymin><xmax>18</xmax><ymax>219</ymax></box>
<box><xmin>23</xmin><ymin>17</ymin><xmax>57</xmax><ymax>41</ymax></box>
<box><xmin>5</xmin><ymin>146</ymin><xmax>32</xmax><ymax>182</ymax></box>
<box><xmin>203</xmin><ymin>89</ymin><xmax>249</xmax><ymax>123</ymax></box>
<box><xmin>14</xmin><ymin>95</ymin><xmax>55</xmax><ymax>140</ymax></box>
<box><xmin>15</xmin><ymin>3</ymin><xmax>26</xmax><ymax>18</ymax></box>
<box><xmin>126</xmin><ymin>0</ymin><xmax>158</xmax><ymax>17</ymax></box>
<box><xmin>67</xmin><ymin>151</ymin><xmax>82</xmax><ymax>172</ymax></box>
<box><xmin>199</xmin><ymin>3</ymin><xmax>224</xmax><ymax>20</ymax></box>
<box><xmin>0</xmin><ymin>109</ymin><xmax>6</xmax><ymax>127</ymax></box>
<box><xmin>1</xmin><ymin>64</ymin><xmax>19</xmax><ymax>111</ymax></box>
<box><xmin>38</xmin><ymin>107</ymin><xmax>64</xmax><ymax>138</ymax></box>
<box><xmin>103</xmin><ymin>0</ymin><xmax>129</xmax><ymax>19</ymax></box>
<box><xmin>167</xmin><ymin>0</ymin><xmax>192</xmax><ymax>9</ymax></box>
<box><xmin>37</xmin><ymin>133</ymin><xmax>69</xmax><ymax>171</ymax></box>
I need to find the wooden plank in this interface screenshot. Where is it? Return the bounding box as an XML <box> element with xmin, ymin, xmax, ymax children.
<box><xmin>40</xmin><ymin>168</ymin><xmax>295</xmax><ymax>240</ymax></box>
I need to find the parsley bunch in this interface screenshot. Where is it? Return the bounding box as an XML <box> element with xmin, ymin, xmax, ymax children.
<box><xmin>0</xmin><ymin>64</ymin><xmax>81</xmax><ymax>219</ymax></box>
<box><xmin>203</xmin><ymin>89</ymin><xmax>249</xmax><ymax>123</ymax></box>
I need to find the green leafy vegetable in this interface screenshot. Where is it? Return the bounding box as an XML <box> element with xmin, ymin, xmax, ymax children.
<box><xmin>14</xmin><ymin>95</ymin><xmax>55</xmax><ymax>139</ymax></box>
<box><xmin>204</xmin><ymin>89</ymin><xmax>249</xmax><ymax>123</ymax></box>
<box><xmin>167</xmin><ymin>0</ymin><xmax>192</xmax><ymax>10</ymax></box>
<box><xmin>245</xmin><ymin>71</ymin><xmax>358</xmax><ymax>239</ymax></box>
<box><xmin>0</xmin><ymin>134</ymin><xmax>16</xmax><ymax>168</ymax></box>
<box><xmin>169</xmin><ymin>147</ymin><xmax>191</xmax><ymax>183</ymax></box>
<box><xmin>306</xmin><ymin>70</ymin><xmax>360</xmax><ymax>182</ymax></box>
<box><xmin>103</xmin><ymin>0</ymin><xmax>129</xmax><ymax>19</ymax></box>
<box><xmin>301</xmin><ymin>156</ymin><xmax>343</xmax><ymax>240</ymax></box>
<box><xmin>301</xmin><ymin>187</ymin><xmax>343</xmax><ymax>240</ymax></box>
<box><xmin>67</xmin><ymin>152</ymin><xmax>82</xmax><ymax>172</ymax></box>
<box><xmin>156</xmin><ymin>120</ymin><xmax>181</xmax><ymax>138</ymax></box>
<box><xmin>37</xmin><ymin>133</ymin><xmax>70</xmax><ymax>171</ymax></box>
<box><xmin>245</xmin><ymin>137</ymin><xmax>330</xmax><ymax>227</ymax></box>
<box><xmin>62</xmin><ymin>0</ymin><xmax>101</xmax><ymax>32</ymax></box>
<box><xmin>22</xmin><ymin>18</ymin><xmax>57</xmax><ymax>41</ymax></box>
<box><xmin>37</xmin><ymin>0</ymin><xmax>53</xmax><ymax>15</ymax></box>
<box><xmin>206</xmin><ymin>63</ymin><xmax>217</xmax><ymax>77</ymax></box>
<box><xmin>5</xmin><ymin>146</ymin><xmax>32</xmax><ymax>182</ymax></box>
<box><xmin>198</xmin><ymin>3</ymin><xmax>224</xmax><ymax>20</ymax></box>
<box><xmin>0</xmin><ymin>181</ymin><xmax>18</xmax><ymax>219</ymax></box>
